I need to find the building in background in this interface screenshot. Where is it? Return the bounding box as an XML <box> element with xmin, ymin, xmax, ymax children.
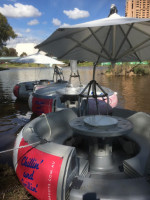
<box><xmin>125</xmin><ymin>0</ymin><xmax>150</xmax><ymax>18</ymax></box>
<box><xmin>15</xmin><ymin>43</ymin><xmax>38</xmax><ymax>56</ymax></box>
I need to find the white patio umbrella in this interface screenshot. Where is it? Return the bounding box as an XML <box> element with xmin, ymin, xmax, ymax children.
<box><xmin>12</xmin><ymin>52</ymin><xmax>64</xmax><ymax>67</ymax></box>
<box><xmin>36</xmin><ymin>12</ymin><xmax>150</xmax><ymax>71</ymax></box>
<box><xmin>12</xmin><ymin>53</ymin><xmax>65</xmax><ymax>82</ymax></box>
<box><xmin>35</xmin><ymin>9</ymin><xmax>150</xmax><ymax>112</ymax></box>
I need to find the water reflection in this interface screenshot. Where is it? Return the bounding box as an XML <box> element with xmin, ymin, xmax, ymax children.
<box><xmin>0</xmin><ymin>67</ymin><xmax>54</xmax><ymax>103</ymax></box>
<box><xmin>0</xmin><ymin>100</ymin><xmax>31</xmax><ymax>165</ymax></box>
<box><xmin>0</xmin><ymin>66</ymin><xmax>150</xmax><ymax>112</ymax></box>
<box><xmin>0</xmin><ymin>67</ymin><xmax>150</xmax><ymax>164</ymax></box>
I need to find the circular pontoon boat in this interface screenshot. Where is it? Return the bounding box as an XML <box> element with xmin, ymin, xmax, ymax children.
<box><xmin>13</xmin><ymin>108</ymin><xmax>150</xmax><ymax>200</ymax></box>
<box><xmin>13</xmin><ymin>65</ymin><xmax>66</xmax><ymax>101</ymax></box>
<box><xmin>28</xmin><ymin>85</ymin><xmax>118</xmax><ymax>116</ymax></box>
<box><xmin>13</xmin><ymin>80</ymin><xmax>53</xmax><ymax>101</ymax></box>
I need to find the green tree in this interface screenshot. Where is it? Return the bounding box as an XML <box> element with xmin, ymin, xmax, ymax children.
<box><xmin>0</xmin><ymin>13</ymin><xmax>17</xmax><ymax>47</ymax></box>
<box><xmin>8</xmin><ymin>48</ymin><xmax>18</xmax><ymax>56</ymax></box>
<box><xmin>0</xmin><ymin>47</ymin><xmax>18</xmax><ymax>56</ymax></box>
<box><xmin>20</xmin><ymin>52</ymin><xmax>27</xmax><ymax>57</ymax></box>
<box><xmin>0</xmin><ymin>46</ymin><xmax>9</xmax><ymax>56</ymax></box>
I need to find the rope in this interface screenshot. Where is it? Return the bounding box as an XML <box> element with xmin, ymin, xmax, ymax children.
<box><xmin>0</xmin><ymin>140</ymin><xmax>41</xmax><ymax>154</ymax></box>
<box><xmin>0</xmin><ymin>114</ymin><xmax>52</xmax><ymax>155</ymax></box>
<box><xmin>42</xmin><ymin>113</ymin><xmax>52</xmax><ymax>139</ymax></box>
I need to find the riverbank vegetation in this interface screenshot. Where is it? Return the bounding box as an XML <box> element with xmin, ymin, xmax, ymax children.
<box><xmin>0</xmin><ymin>62</ymin><xmax>49</xmax><ymax>70</ymax></box>
<box><xmin>0</xmin><ymin>164</ymin><xmax>35</xmax><ymax>200</ymax></box>
<box><xmin>105</xmin><ymin>63</ymin><xmax>150</xmax><ymax>76</ymax></box>
<box><xmin>0</xmin><ymin>61</ymin><xmax>150</xmax><ymax>75</ymax></box>
<box><xmin>78</xmin><ymin>61</ymin><xmax>150</xmax><ymax>75</ymax></box>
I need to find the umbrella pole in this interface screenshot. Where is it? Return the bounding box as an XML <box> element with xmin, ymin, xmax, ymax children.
<box><xmin>69</xmin><ymin>70</ymin><xmax>82</xmax><ymax>86</ymax></box>
<box><xmin>93</xmin><ymin>62</ymin><xmax>97</xmax><ymax>80</ymax></box>
<box><xmin>79</xmin><ymin>62</ymin><xmax>109</xmax><ymax>115</ymax></box>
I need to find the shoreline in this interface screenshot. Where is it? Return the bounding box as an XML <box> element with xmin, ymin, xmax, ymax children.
<box><xmin>0</xmin><ymin>63</ymin><xmax>150</xmax><ymax>76</ymax></box>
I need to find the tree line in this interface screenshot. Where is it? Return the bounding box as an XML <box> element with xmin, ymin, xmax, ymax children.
<box><xmin>0</xmin><ymin>12</ymin><xmax>23</xmax><ymax>57</ymax></box>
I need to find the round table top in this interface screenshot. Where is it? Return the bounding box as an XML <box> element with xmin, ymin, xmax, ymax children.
<box><xmin>69</xmin><ymin>115</ymin><xmax>133</xmax><ymax>138</ymax></box>
<box><xmin>56</xmin><ymin>85</ymin><xmax>84</xmax><ymax>96</ymax></box>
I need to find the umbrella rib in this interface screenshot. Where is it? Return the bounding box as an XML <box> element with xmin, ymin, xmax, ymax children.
<box><xmin>131</xmin><ymin>23</ymin><xmax>150</xmax><ymax>37</ymax></box>
<box><xmin>60</xmin><ymin>27</ymin><xmax>110</xmax><ymax>60</ymax></box>
<box><xmin>36</xmin><ymin>28</ymin><xmax>87</xmax><ymax>48</ymax></box>
<box><xmin>118</xmin><ymin>25</ymin><xmax>141</xmax><ymax>62</ymax></box>
<box><xmin>88</xmin><ymin>28</ymin><xmax>112</xmax><ymax>59</ymax></box>
<box><xmin>117</xmin><ymin>37</ymin><xmax>150</xmax><ymax>60</ymax></box>
<box><xmin>132</xmin><ymin>43</ymin><xmax>150</xmax><ymax>53</ymax></box>
<box><xmin>58</xmin><ymin>44</ymin><xmax>78</xmax><ymax>59</ymax></box>
<box><xmin>112</xmin><ymin>25</ymin><xmax>116</xmax><ymax>59</ymax></box>
<box><xmin>59</xmin><ymin>37</ymin><xmax>109</xmax><ymax>60</ymax></box>
<box><xmin>58</xmin><ymin>35</ymin><xmax>93</xmax><ymax>59</ymax></box>
<box><xmin>67</xmin><ymin>37</ymin><xmax>109</xmax><ymax>60</ymax></box>
<box><xmin>114</xmin><ymin>24</ymin><xmax>134</xmax><ymax>59</ymax></box>
<box><xmin>87</xmin><ymin>26</ymin><xmax>112</xmax><ymax>62</ymax></box>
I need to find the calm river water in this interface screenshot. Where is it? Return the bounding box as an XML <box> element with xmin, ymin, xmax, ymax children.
<box><xmin>0</xmin><ymin>66</ymin><xmax>150</xmax><ymax>165</ymax></box>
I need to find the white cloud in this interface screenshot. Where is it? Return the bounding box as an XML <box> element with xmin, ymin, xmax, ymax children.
<box><xmin>26</xmin><ymin>28</ymin><xmax>31</xmax><ymax>33</ymax></box>
<box><xmin>6</xmin><ymin>36</ymin><xmax>40</xmax><ymax>49</ymax></box>
<box><xmin>63</xmin><ymin>8</ymin><xmax>90</xmax><ymax>19</ymax></box>
<box><xmin>52</xmin><ymin>18</ymin><xmax>61</xmax><ymax>26</ymax></box>
<box><xmin>6</xmin><ymin>28</ymin><xmax>46</xmax><ymax>50</ymax></box>
<box><xmin>0</xmin><ymin>3</ymin><xmax>42</xmax><ymax>18</ymax></box>
<box><xmin>42</xmin><ymin>21</ymin><xmax>47</xmax><ymax>25</ymax></box>
<box><xmin>16</xmin><ymin>32</ymin><xmax>23</xmax><ymax>37</ymax></box>
<box><xmin>61</xmin><ymin>23</ymin><xmax>70</xmax><ymax>27</ymax></box>
<box><xmin>28</xmin><ymin>19</ymin><xmax>39</xmax><ymax>26</ymax></box>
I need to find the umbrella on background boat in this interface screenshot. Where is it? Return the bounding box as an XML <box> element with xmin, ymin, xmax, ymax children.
<box><xmin>12</xmin><ymin>52</ymin><xmax>65</xmax><ymax>81</ymax></box>
<box><xmin>35</xmin><ymin>7</ymin><xmax>150</xmax><ymax>112</ymax></box>
<box><xmin>12</xmin><ymin>52</ymin><xmax>65</xmax><ymax>67</ymax></box>
<box><xmin>12</xmin><ymin>53</ymin><xmax>66</xmax><ymax>101</ymax></box>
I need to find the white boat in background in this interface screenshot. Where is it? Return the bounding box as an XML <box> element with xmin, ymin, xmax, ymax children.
<box><xmin>28</xmin><ymin>83</ymin><xmax>118</xmax><ymax>116</ymax></box>
<box><xmin>12</xmin><ymin>53</ymin><xmax>65</xmax><ymax>101</ymax></box>
<box><xmin>28</xmin><ymin>60</ymin><xmax>118</xmax><ymax>116</ymax></box>
<box><xmin>13</xmin><ymin>80</ymin><xmax>51</xmax><ymax>101</ymax></box>
<box><xmin>13</xmin><ymin>65</ymin><xmax>66</xmax><ymax>101</ymax></box>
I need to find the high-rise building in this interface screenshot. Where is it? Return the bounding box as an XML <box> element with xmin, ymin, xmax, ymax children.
<box><xmin>125</xmin><ymin>0</ymin><xmax>150</xmax><ymax>18</ymax></box>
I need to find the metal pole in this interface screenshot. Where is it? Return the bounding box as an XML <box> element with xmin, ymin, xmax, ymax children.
<box><xmin>93</xmin><ymin>62</ymin><xmax>97</xmax><ymax>80</ymax></box>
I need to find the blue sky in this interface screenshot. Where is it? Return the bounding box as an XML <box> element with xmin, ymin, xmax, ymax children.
<box><xmin>0</xmin><ymin>0</ymin><xmax>126</xmax><ymax>48</ymax></box>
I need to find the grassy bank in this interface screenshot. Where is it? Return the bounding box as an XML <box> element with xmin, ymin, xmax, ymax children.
<box><xmin>1</xmin><ymin>62</ymin><xmax>150</xmax><ymax>75</ymax></box>
<box><xmin>0</xmin><ymin>164</ymin><xmax>35</xmax><ymax>200</ymax></box>
<box><xmin>78</xmin><ymin>62</ymin><xmax>150</xmax><ymax>75</ymax></box>
<box><xmin>77</xmin><ymin>61</ymin><xmax>101</xmax><ymax>67</ymax></box>
<box><xmin>105</xmin><ymin>63</ymin><xmax>150</xmax><ymax>76</ymax></box>
<box><xmin>0</xmin><ymin>61</ymin><xmax>100</xmax><ymax>69</ymax></box>
<box><xmin>0</xmin><ymin>63</ymin><xmax>47</xmax><ymax>69</ymax></box>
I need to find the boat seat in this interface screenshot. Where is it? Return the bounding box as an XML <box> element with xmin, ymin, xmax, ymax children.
<box><xmin>123</xmin><ymin>112</ymin><xmax>150</xmax><ymax>176</ymax></box>
<box><xmin>47</xmin><ymin>109</ymin><xmax>78</xmax><ymax>144</ymax></box>
<box><xmin>128</xmin><ymin>112</ymin><xmax>150</xmax><ymax>140</ymax></box>
<box><xmin>53</xmin><ymin>95</ymin><xmax>67</xmax><ymax>112</ymax></box>
<box><xmin>79</xmin><ymin>98</ymin><xmax>112</xmax><ymax>116</ymax></box>
<box><xmin>30</xmin><ymin>109</ymin><xmax>78</xmax><ymax>144</ymax></box>
<box><xmin>112</xmin><ymin>107</ymin><xmax>137</xmax><ymax>118</ymax></box>
<box><xmin>70</xmin><ymin>176</ymin><xmax>150</xmax><ymax>200</ymax></box>
<box><xmin>25</xmin><ymin>83</ymin><xmax>34</xmax><ymax>90</ymax></box>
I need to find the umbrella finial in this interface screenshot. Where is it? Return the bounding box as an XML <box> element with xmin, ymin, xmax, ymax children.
<box><xmin>108</xmin><ymin>4</ymin><xmax>118</xmax><ymax>17</ymax></box>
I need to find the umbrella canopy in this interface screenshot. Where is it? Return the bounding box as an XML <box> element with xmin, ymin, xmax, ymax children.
<box><xmin>36</xmin><ymin>13</ymin><xmax>150</xmax><ymax>64</ymax></box>
<box><xmin>12</xmin><ymin>53</ymin><xmax>64</xmax><ymax>67</ymax></box>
